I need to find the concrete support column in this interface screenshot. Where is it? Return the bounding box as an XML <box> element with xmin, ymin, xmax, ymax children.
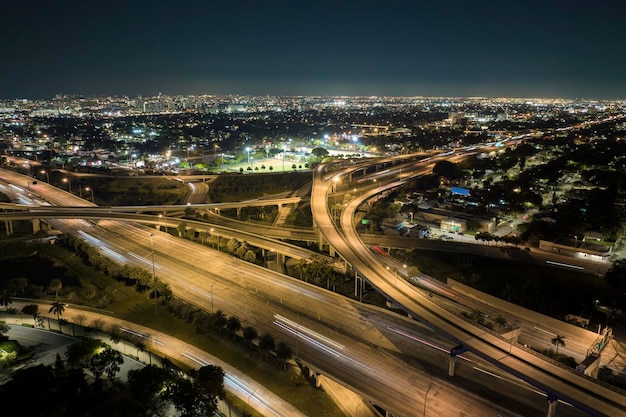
<box><xmin>448</xmin><ymin>345</ymin><xmax>467</xmax><ymax>377</ymax></box>
<box><xmin>329</xmin><ymin>244</ymin><xmax>335</xmax><ymax>257</ymax></box>
<box><xmin>31</xmin><ymin>218</ymin><xmax>41</xmax><ymax>233</ymax></box>
<box><xmin>236</xmin><ymin>207</ymin><xmax>241</xmax><ymax>216</ymax></box>
<box><xmin>314</xmin><ymin>373</ymin><xmax>321</xmax><ymax>388</ymax></box>
<box><xmin>318</xmin><ymin>230</ymin><xmax>324</xmax><ymax>252</ymax></box>
<box><xmin>155</xmin><ymin>224</ymin><xmax>160</xmax><ymax>230</ymax></box>
<box><xmin>276</xmin><ymin>253</ymin><xmax>285</xmax><ymax>273</ymax></box>
<box><xmin>448</xmin><ymin>354</ymin><xmax>456</xmax><ymax>376</ymax></box>
<box><xmin>5</xmin><ymin>220</ymin><xmax>13</xmax><ymax>235</ymax></box>
<box><xmin>546</xmin><ymin>392</ymin><xmax>558</xmax><ymax>417</ymax></box>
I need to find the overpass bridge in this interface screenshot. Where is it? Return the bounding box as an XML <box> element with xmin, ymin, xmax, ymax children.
<box><xmin>311</xmin><ymin>156</ymin><xmax>626</xmax><ymax>417</ymax></box>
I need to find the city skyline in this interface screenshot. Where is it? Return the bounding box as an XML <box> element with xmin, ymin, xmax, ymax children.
<box><xmin>2</xmin><ymin>0</ymin><xmax>625</xmax><ymax>100</ymax></box>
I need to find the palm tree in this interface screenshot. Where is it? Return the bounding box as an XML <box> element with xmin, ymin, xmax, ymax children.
<box><xmin>275</xmin><ymin>341</ymin><xmax>292</xmax><ymax>371</ymax></box>
<box><xmin>258</xmin><ymin>333</ymin><xmax>275</xmax><ymax>361</ymax></box>
<box><xmin>212</xmin><ymin>309</ymin><xmax>227</xmax><ymax>333</ymax></box>
<box><xmin>226</xmin><ymin>315</ymin><xmax>242</xmax><ymax>341</ymax></box>
<box><xmin>0</xmin><ymin>289</ymin><xmax>13</xmax><ymax>311</ymax></box>
<box><xmin>242</xmin><ymin>325</ymin><xmax>258</xmax><ymax>349</ymax></box>
<box><xmin>494</xmin><ymin>314</ymin><xmax>507</xmax><ymax>329</ymax></box>
<box><xmin>551</xmin><ymin>335</ymin><xmax>566</xmax><ymax>355</ymax></box>
<box><xmin>135</xmin><ymin>340</ymin><xmax>146</xmax><ymax>360</ymax></box>
<box><xmin>49</xmin><ymin>300</ymin><xmax>66</xmax><ymax>320</ymax></box>
<box><xmin>48</xmin><ymin>278</ymin><xmax>63</xmax><ymax>301</ymax></box>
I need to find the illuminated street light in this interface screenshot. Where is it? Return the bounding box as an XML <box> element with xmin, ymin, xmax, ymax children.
<box><xmin>62</xmin><ymin>178</ymin><xmax>72</xmax><ymax>193</ymax></box>
<box><xmin>84</xmin><ymin>186</ymin><xmax>95</xmax><ymax>203</ymax></box>
<box><xmin>246</xmin><ymin>147</ymin><xmax>251</xmax><ymax>170</ymax></box>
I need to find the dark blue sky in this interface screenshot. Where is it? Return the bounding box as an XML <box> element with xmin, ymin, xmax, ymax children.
<box><xmin>2</xmin><ymin>0</ymin><xmax>625</xmax><ymax>99</ymax></box>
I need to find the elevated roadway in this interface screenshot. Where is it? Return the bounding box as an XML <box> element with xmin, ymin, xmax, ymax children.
<box><xmin>311</xmin><ymin>161</ymin><xmax>626</xmax><ymax>416</ymax></box>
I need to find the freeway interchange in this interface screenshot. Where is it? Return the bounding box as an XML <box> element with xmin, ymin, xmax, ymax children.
<box><xmin>1</xmin><ymin>152</ymin><xmax>625</xmax><ymax>417</ymax></box>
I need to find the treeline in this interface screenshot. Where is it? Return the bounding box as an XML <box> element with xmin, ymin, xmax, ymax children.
<box><xmin>0</xmin><ymin>334</ymin><xmax>225</xmax><ymax>417</ymax></box>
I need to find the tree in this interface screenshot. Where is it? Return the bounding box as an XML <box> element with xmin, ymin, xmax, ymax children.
<box><xmin>21</xmin><ymin>304</ymin><xmax>38</xmax><ymax>319</ymax></box>
<box><xmin>226</xmin><ymin>315</ymin><xmax>241</xmax><ymax>341</ymax></box>
<box><xmin>212</xmin><ymin>309</ymin><xmax>227</xmax><ymax>333</ymax></box>
<box><xmin>604</xmin><ymin>259</ymin><xmax>626</xmax><ymax>309</ymax></box>
<box><xmin>551</xmin><ymin>335</ymin><xmax>566</xmax><ymax>355</ymax></box>
<box><xmin>0</xmin><ymin>320</ymin><xmax>9</xmax><ymax>341</ymax></box>
<box><xmin>6</xmin><ymin>277</ymin><xmax>28</xmax><ymax>297</ymax></box>
<box><xmin>311</xmin><ymin>147</ymin><xmax>329</xmax><ymax>158</ymax></box>
<box><xmin>167</xmin><ymin>376</ymin><xmax>218</xmax><ymax>417</ymax></box>
<box><xmin>88</xmin><ymin>347</ymin><xmax>123</xmax><ymax>380</ymax></box>
<box><xmin>0</xmin><ymin>290</ymin><xmax>12</xmax><ymax>311</ymax></box>
<box><xmin>494</xmin><ymin>314</ymin><xmax>508</xmax><ymax>329</ymax></box>
<box><xmin>407</xmin><ymin>266</ymin><xmax>421</xmax><ymax>279</ymax></box>
<box><xmin>49</xmin><ymin>300</ymin><xmax>66</xmax><ymax>320</ymax></box>
<box><xmin>243</xmin><ymin>249</ymin><xmax>257</xmax><ymax>263</ymax></box>
<box><xmin>275</xmin><ymin>341</ymin><xmax>292</xmax><ymax>370</ymax></box>
<box><xmin>242</xmin><ymin>325</ymin><xmax>258</xmax><ymax>349</ymax></box>
<box><xmin>258</xmin><ymin>332</ymin><xmax>275</xmax><ymax>360</ymax></box>
<box><xmin>65</xmin><ymin>337</ymin><xmax>103</xmax><ymax>367</ymax></box>
<box><xmin>226</xmin><ymin>238</ymin><xmax>240</xmax><ymax>254</ymax></box>
<box><xmin>197</xmin><ymin>364</ymin><xmax>225</xmax><ymax>399</ymax></box>
<box><xmin>135</xmin><ymin>340</ymin><xmax>146</xmax><ymax>359</ymax></box>
<box><xmin>48</xmin><ymin>278</ymin><xmax>63</xmax><ymax>301</ymax></box>
<box><xmin>128</xmin><ymin>364</ymin><xmax>172</xmax><ymax>416</ymax></box>
<box><xmin>433</xmin><ymin>160</ymin><xmax>463</xmax><ymax>179</ymax></box>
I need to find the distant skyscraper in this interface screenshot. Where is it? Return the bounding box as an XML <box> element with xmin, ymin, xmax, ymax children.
<box><xmin>135</xmin><ymin>96</ymin><xmax>145</xmax><ymax>112</ymax></box>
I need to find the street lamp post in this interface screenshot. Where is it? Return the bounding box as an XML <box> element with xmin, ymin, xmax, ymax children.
<box><xmin>296</xmin><ymin>315</ymin><xmax>303</xmax><ymax>359</ymax></box>
<box><xmin>40</xmin><ymin>170</ymin><xmax>49</xmax><ymax>183</ymax></box>
<box><xmin>247</xmin><ymin>388</ymin><xmax>258</xmax><ymax>407</ymax></box>
<box><xmin>423</xmin><ymin>382</ymin><xmax>433</xmax><ymax>416</ymax></box>
<box><xmin>62</xmin><ymin>178</ymin><xmax>72</xmax><ymax>193</ymax></box>
<box><xmin>149</xmin><ymin>233</ymin><xmax>157</xmax><ymax>313</ymax></box>
<box><xmin>85</xmin><ymin>187</ymin><xmax>95</xmax><ymax>203</ymax></box>
<box><xmin>282</xmin><ymin>145</ymin><xmax>286</xmax><ymax>171</ymax></box>
<box><xmin>210</xmin><ymin>281</ymin><xmax>216</xmax><ymax>313</ymax></box>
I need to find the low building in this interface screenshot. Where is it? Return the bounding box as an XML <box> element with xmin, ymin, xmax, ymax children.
<box><xmin>441</xmin><ymin>217</ymin><xmax>467</xmax><ymax>233</ymax></box>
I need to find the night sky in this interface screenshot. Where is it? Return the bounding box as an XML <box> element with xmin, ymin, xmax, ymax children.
<box><xmin>2</xmin><ymin>0</ymin><xmax>625</xmax><ymax>100</ymax></box>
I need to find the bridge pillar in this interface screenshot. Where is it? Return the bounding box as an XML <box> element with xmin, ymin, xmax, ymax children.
<box><xmin>546</xmin><ymin>392</ymin><xmax>558</xmax><ymax>417</ymax></box>
<box><xmin>5</xmin><ymin>220</ymin><xmax>13</xmax><ymax>235</ymax></box>
<box><xmin>317</xmin><ymin>227</ymin><xmax>324</xmax><ymax>251</ymax></box>
<box><xmin>276</xmin><ymin>253</ymin><xmax>285</xmax><ymax>273</ymax></box>
<box><xmin>448</xmin><ymin>355</ymin><xmax>456</xmax><ymax>376</ymax></box>
<box><xmin>329</xmin><ymin>244</ymin><xmax>335</xmax><ymax>257</ymax></box>
<box><xmin>448</xmin><ymin>345</ymin><xmax>467</xmax><ymax>376</ymax></box>
<box><xmin>31</xmin><ymin>218</ymin><xmax>41</xmax><ymax>233</ymax></box>
<box><xmin>314</xmin><ymin>373</ymin><xmax>321</xmax><ymax>388</ymax></box>
<box><xmin>236</xmin><ymin>207</ymin><xmax>241</xmax><ymax>216</ymax></box>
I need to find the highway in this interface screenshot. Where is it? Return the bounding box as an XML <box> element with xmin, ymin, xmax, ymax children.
<box><xmin>0</xmin><ymin>167</ymin><xmax>592</xmax><ymax>417</ymax></box>
<box><xmin>310</xmin><ymin>158</ymin><xmax>626</xmax><ymax>416</ymax></box>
